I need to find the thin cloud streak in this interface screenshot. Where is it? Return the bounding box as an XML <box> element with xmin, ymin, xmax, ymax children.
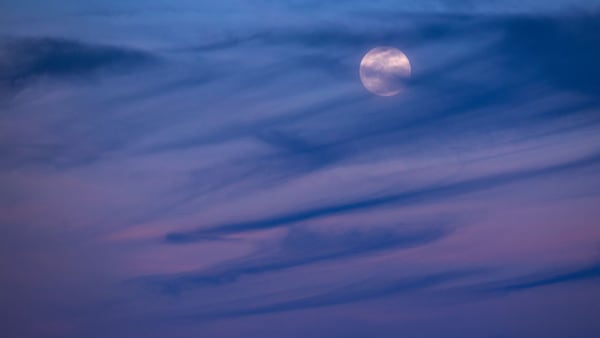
<box><xmin>166</xmin><ymin>152</ymin><xmax>600</xmax><ymax>242</ymax></box>
<box><xmin>185</xmin><ymin>269</ymin><xmax>483</xmax><ymax>320</ymax></box>
<box><xmin>486</xmin><ymin>262</ymin><xmax>600</xmax><ymax>293</ymax></box>
<box><xmin>143</xmin><ymin>225</ymin><xmax>451</xmax><ymax>295</ymax></box>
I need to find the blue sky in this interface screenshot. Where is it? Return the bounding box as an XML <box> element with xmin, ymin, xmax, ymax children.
<box><xmin>1</xmin><ymin>1</ymin><xmax>599</xmax><ymax>337</ymax></box>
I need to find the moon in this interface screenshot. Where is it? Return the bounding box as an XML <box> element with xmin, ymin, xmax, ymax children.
<box><xmin>359</xmin><ymin>47</ymin><xmax>411</xmax><ymax>97</ymax></box>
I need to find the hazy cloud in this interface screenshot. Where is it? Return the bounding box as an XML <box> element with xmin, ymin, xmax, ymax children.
<box><xmin>1</xmin><ymin>2</ymin><xmax>600</xmax><ymax>338</ymax></box>
<box><xmin>146</xmin><ymin>224</ymin><xmax>451</xmax><ymax>295</ymax></box>
<box><xmin>0</xmin><ymin>37</ymin><xmax>156</xmax><ymax>96</ymax></box>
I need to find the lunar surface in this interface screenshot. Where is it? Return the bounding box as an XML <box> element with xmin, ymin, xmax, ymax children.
<box><xmin>359</xmin><ymin>47</ymin><xmax>412</xmax><ymax>96</ymax></box>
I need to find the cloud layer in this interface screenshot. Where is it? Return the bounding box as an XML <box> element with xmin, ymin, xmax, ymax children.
<box><xmin>1</xmin><ymin>2</ymin><xmax>599</xmax><ymax>338</ymax></box>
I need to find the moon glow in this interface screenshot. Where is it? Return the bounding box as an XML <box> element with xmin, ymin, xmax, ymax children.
<box><xmin>359</xmin><ymin>47</ymin><xmax>411</xmax><ymax>96</ymax></box>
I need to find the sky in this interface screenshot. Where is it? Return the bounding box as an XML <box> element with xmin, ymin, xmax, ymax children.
<box><xmin>1</xmin><ymin>1</ymin><xmax>600</xmax><ymax>337</ymax></box>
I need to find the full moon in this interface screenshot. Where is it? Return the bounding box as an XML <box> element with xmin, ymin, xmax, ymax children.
<box><xmin>359</xmin><ymin>47</ymin><xmax>411</xmax><ymax>97</ymax></box>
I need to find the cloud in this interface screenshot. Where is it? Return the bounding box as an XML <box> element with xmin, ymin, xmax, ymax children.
<box><xmin>166</xmin><ymin>151</ymin><xmax>600</xmax><ymax>242</ymax></box>
<box><xmin>1</xmin><ymin>4</ymin><xmax>600</xmax><ymax>338</ymax></box>
<box><xmin>143</xmin><ymin>224</ymin><xmax>451</xmax><ymax>295</ymax></box>
<box><xmin>496</xmin><ymin>13</ymin><xmax>600</xmax><ymax>95</ymax></box>
<box><xmin>0</xmin><ymin>37</ymin><xmax>156</xmax><ymax>95</ymax></box>
<box><xmin>486</xmin><ymin>262</ymin><xmax>600</xmax><ymax>292</ymax></box>
<box><xmin>186</xmin><ymin>269</ymin><xmax>482</xmax><ymax>319</ymax></box>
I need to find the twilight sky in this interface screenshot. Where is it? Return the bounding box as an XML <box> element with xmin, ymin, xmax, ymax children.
<box><xmin>1</xmin><ymin>1</ymin><xmax>600</xmax><ymax>337</ymax></box>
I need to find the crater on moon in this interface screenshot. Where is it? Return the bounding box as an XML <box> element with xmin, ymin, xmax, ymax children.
<box><xmin>359</xmin><ymin>47</ymin><xmax>411</xmax><ymax>97</ymax></box>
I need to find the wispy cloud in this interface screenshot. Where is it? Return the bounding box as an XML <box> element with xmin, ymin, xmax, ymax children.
<box><xmin>166</xmin><ymin>152</ymin><xmax>600</xmax><ymax>241</ymax></box>
<box><xmin>485</xmin><ymin>262</ymin><xmax>600</xmax><ymax>292</ymax></box>
<box><xmin>0</xmin><ymin>37</ymin><xmax>156</xmax><ymax>95</ymax></box>
<box><xmin>1</xmin><ymin>3</ymin><xmax>600</xmax><ymax>338</ymax></box>
<box><xmin>143</xmin><ymin>224</ymin><xmax>451</xmax><ymax>295</ymax></box>
<box><xmin>190</xmin><ymin>269</ymin><xmax>482</xmax><ymax>319</ymax></box>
